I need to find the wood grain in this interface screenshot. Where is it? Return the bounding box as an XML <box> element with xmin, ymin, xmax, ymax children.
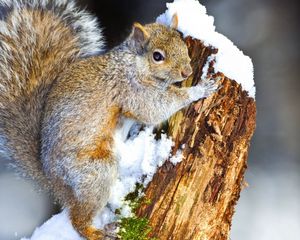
<box><xmin>137</xmin><ymin>37</ymin><xmax>256</xmax><ymax>240</ymax></box>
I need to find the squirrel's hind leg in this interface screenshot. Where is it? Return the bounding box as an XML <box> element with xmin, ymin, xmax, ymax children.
<box><xmin>68</xmin><ymin>159</ymin><xmax>117</xmax><ymax>240</ymax></box>
<box><xmin>53</xmin><ymin>157</ymin><xmax>117</xmax><ymax>239</ymax></box>
<box><xmin>70</xmin><ymin>200</ymin><xmax>105</xmax><ymax>240</ymax></box>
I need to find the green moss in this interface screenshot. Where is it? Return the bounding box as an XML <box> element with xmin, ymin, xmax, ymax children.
<box><xmin>143</xmin><ymin>197</ymin><xmax>152</xmax><ymax>205</ymax></box>
<box><xmin>117</xmin><ymin>183</ymin><xmax>155</xmax><ymax>240</ymax></box>
<box><xmin>124</xmin><ymin>183</ymin><xmax>144</xmax><ymax>212</ymax></box>
<box><xmin>125</xmin><ymin>183</ymin><xmax>144</xmax><ymax>202</ymax></box>
<box><xmin>118</xmin><ymin>216</ymin><xmax>156</xmax><ymax>240</ymax></box>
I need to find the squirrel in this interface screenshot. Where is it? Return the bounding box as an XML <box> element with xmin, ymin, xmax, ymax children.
<box><xmin>0</xmin><ymin>0</ymin><xmax>218</xmax><ymax>239</ymax></box>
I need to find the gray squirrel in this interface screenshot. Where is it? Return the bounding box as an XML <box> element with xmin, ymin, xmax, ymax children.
<box><xmin>0</xmin><ymin>0</ymin><xmax>218</xmax><ymax>239</ymax></box>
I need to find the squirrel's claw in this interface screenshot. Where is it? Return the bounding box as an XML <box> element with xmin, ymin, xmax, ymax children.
<box><xmin>200</xmin><ymin>76</ymin><xmax>221</xmax><ymax>98</ymax></box>
<box><xmin>104</xmin><ymin>222</ymin><xmax>119</xmax><ymax>239</ymax></box>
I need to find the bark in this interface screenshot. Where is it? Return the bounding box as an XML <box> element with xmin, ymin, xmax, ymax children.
<box><xmin>136</xmin><ymin>37</ymin><xmax>256</xmax><ymax>240</ymax></box>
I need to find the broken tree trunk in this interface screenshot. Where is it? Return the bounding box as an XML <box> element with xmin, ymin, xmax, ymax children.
<box><xmin>137</xmin><ymin>37</ymin><xmax>256</xmax><ymax>240</ymax></box>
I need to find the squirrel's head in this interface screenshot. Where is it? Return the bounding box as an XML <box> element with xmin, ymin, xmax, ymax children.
<box><xmin>128</xmin><ymin>14</ymin><xmax>192</xmax><ymax>88</ymax></box>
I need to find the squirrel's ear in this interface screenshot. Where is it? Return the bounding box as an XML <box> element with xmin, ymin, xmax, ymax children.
<box><xmin>170</xmin><ymin>13</ymin><xmax>178</xmax><ymax>29</ymax></box>
<box><xmin>131</xmin><ymin>23</ymin><xmax>149</xmax><ymax>51</ymax></box>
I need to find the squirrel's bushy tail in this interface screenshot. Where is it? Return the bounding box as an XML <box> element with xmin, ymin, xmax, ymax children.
<box><xmin>0</xmin><ymin>0</ymin><xmax>104</xmax><ymax>187</ymax></box>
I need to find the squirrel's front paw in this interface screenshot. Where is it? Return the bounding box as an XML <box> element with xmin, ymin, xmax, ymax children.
<box><xmin>201</xmin><ymin>77</ymin><xmax>220</xmax><ymax>98</ymax></box>
<box><xmin>188</xmin><ymin>77</ymin><xmax>220</xmax><ymax>101</ymax></box>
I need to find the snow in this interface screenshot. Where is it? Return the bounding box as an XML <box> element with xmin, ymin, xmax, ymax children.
<box><xmin>157</xmin><ymin>0</ymin><xmax>255</xmax><ymax>98</ymax></box>
<box><xmin>170</xmin><ymin>150</ymin><xmax>183</xmax><ymax>165</ymax></box>
<box><xmin>21</xmin><ymin>210</ymin><xmax>81</xmax><ymax>240</ymax></box>
<box><xmin>110</xmin><ymin>126</ymin><xmax>173</xmax><ymax>209</ymax></box>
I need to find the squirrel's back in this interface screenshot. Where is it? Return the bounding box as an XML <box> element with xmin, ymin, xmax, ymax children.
<box><xmin>0</xmin><ymin>0</ymin><xmax>104</xmax><ymax>186</ymax></box>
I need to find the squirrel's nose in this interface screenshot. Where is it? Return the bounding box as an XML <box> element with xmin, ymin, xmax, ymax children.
<box><xmin>181</xmin><ymin>66</ymin><xmax>193</xmax><ymax>79</ymax></box>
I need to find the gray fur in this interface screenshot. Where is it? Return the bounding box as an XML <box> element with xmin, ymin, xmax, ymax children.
<box><xmin>0</xmin><ymin>0</ymin><xmax>104</xmax><ymax>187</ymax></box>
<box><xmin>0</xmin><ymin>0</ymin><xmax>104</xmax><ymax>56</ymax></box>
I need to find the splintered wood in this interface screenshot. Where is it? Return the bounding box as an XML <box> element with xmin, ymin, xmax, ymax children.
<box><xmin>137</xmin><ymin>37</ymin><xmax>256</xmax><ymax>240</ymax></box>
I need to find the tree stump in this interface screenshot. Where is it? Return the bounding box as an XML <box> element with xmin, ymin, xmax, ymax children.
<box><xmin>136</xmin><ymin>37</ymin><xmax>256</xmax><ymax>239</ymax></box>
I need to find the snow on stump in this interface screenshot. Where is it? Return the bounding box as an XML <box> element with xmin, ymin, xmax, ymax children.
<box><xmin>136</xmin><ymin>37</ymin><xmax>256</xmax><ymax>239</ymax></box>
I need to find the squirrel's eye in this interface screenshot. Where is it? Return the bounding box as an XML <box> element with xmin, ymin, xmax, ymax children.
<box><xmin>153</xmin><ymin>51</ymin><xmax>165</xmax><ymax>63</ymax></box>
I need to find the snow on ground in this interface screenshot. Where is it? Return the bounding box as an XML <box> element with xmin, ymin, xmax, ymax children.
<box><xmin>157</xmin><ymin>0</ymin><xmax>255</xmax><ymax>98</ymax></box>
<box><xmin>23</xmin><ymin>0</ymin><xmax>255</xmax><ymax>239</ymax></box>
<box><xmin>21</xmin><ymin>210</ymin><xmax>81</xmax><ymax>240</ymax></box>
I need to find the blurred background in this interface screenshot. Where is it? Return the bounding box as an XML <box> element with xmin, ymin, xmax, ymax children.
<box><xmin>0</xmin><ymin>0</ymin><xmax>299</xmax><ymax>239</ymax></box>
